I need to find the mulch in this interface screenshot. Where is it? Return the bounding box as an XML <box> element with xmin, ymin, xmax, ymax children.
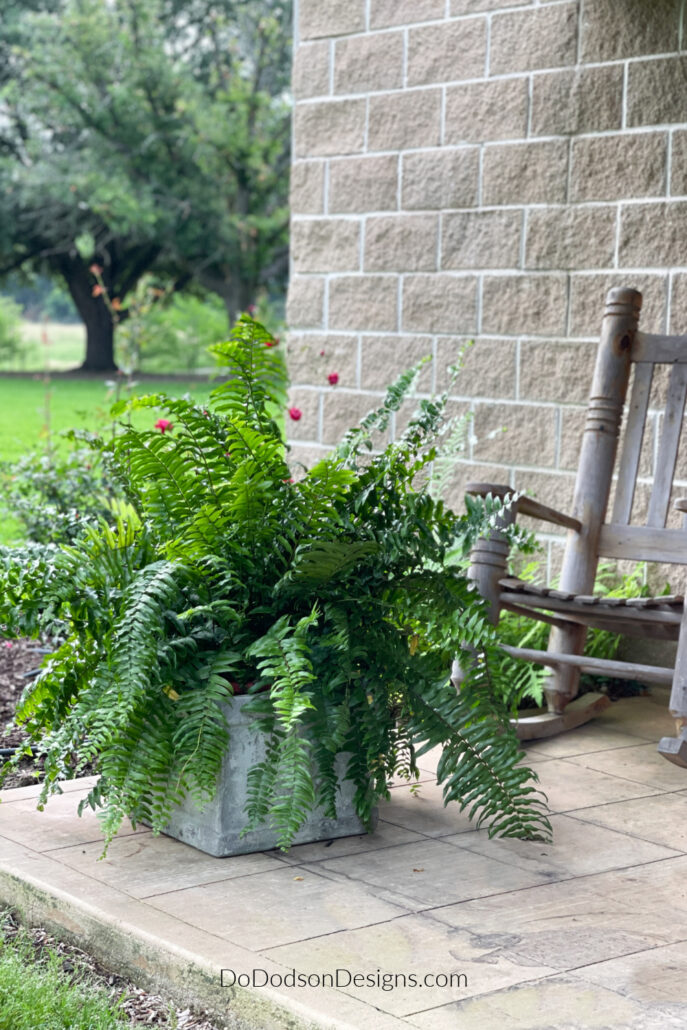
<box><xmin>0</xmin><ymin>637</ymin><xmax>49</xmax><ymax>788</ymax></box>
<box><xmin>0</xmin><ymin>637</ymin><xmax>42</xmax><ymax>748</ymax></box>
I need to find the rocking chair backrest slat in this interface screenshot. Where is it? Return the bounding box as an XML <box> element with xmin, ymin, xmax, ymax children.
<box><xmin>632</xmin><ymin>331</ymin><xmax>687</xmax><ymax>364</ymax></box>
<box><xmin>646</xmin><ymin>362</ymin><xmax>687</xmax><ymax>528</ymax></box>
<box><xmin>598</xmin><ymin>524</ymin><xmax>687</xmax><ymax>564</ymax></box>
<box><xmin>612</xmin><ymin>362</ymin><xmax>654</xmax><ymax>525</ymax></box>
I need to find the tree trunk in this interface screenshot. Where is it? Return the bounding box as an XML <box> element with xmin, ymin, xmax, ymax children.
<box><xmin>197</xmin><ymin>269</ymin><xmax>254</xmax><ymax>328</ymax></box>
<box><xmin>55</xmin><ymin>255</ymin><xmax>119</xmax><ymax>372</ymax></box>
<box><xmin>221</xmin><ymin>281</ymin><xmax>254</xmax><ymax>327</ymax></box>
<box><xmin>80</xmin><ymin>301</ymin><xmax>117</xmax><ymax>372</ymax></box>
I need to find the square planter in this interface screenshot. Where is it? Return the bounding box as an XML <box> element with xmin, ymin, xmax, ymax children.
<box><xmin>162</xmin><ymin>694</ymin><xmax>377</xmax><ymax>856</ymax></box>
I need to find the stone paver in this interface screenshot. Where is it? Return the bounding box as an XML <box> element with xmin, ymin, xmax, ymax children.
<box><xmin>377</xmin><ymin>780</ymin><xmax>476</xmax><ymax>838</ymax></box>
<box><xmin>52</xmin><ymin>831</ymin><xmax>282</xmax><ymax>899</ymax></box>
<box><xmin>147</xmin><ymin>862</ymin><xmax>410</xmax><ymax>950</ymax></box>
<box><xmin>521</xmin><ymin>758</ymin><xmax>661</xmax><ymax>813</ymax></box>
<box><xmin>407</xmin><ymin>975</ymin><xmax>686</xmax><ymax>1030</ymax></box>
<box><xmin>262</xmin><ymin>913</ymin><xmax>557</xmax><ymax>1017</ymax></box>
<box><xmin>1</xmin><ymin>690</ymin><xmax>687</xmax><ymax>1028</ymax></box>
<box><xmin>447</xmin><ymin>813</ymin><xmax>680</xmax><ymax>881</ymax></box>
<box><xmin>570</xmin><ymin>792</ymin><xmax>687</xmax><ymax>853</ymax></box>
<box><xmin>565</xmin><ymin>741</ymin><xmax>687</xmax><ymax>793</ymax></box>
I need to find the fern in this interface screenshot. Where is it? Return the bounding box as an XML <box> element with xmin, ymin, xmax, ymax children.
<box><xmin>0</xmin><ymin>317</ymin><xmax>551</xmax><ymax>851</ymax></box>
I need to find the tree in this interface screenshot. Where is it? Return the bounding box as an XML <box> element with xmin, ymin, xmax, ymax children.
<box><xmin>0</xmin><ymin>0</ymin><xmax>292</xmax><ymax>371</ymax></box>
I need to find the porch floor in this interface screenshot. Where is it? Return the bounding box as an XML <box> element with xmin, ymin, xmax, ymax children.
<box><xmin>1</xmin><ymin>689</ymin><xmax>686</xmax><ymax>1029</ymax></box>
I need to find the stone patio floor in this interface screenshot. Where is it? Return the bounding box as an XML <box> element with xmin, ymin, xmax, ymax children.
<box><xmin>1</xmin><ymin>689</ymin><xmax>687</xmax><ymax>1028</ymax></box>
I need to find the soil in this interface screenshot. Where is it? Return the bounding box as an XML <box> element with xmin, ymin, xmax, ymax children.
<box><xmin>0</xmin><ymin>637</ymin><xmax>51</xmax><ymax>788</ymax></box>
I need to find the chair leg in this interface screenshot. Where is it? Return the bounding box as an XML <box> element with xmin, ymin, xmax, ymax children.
<box><xmin>657</xmin><ymin>729</ymin><xmax>687</xmax><ymax>768</ymax></box>
<box><xmin>455</xmin><ymin>533</ymin><xmax>612</xmax><ymax>739</ymax></box>
<box><xmin>543</xmin><ymin>627</ymin><xmax>587</xmax><ymax>715</ymax></box>
<box><xmin>658</xmin><ymin>604</ymin><xmax>687</xmax><ymax>767</ymax></box>
<box><xmin>451</xmin><ymin>530</ymin><xmax>510</xmax><ymax>691</ymax></box>
<box><xmin>542</xmin><ymin>289</ymin><xmax>641</xmax><ymax>718</ymax></box>
<box><xmin>512</xmin><ymin>692</ymin><xmax>612</xmax><ymax>741</ymax></box>
<box><xmin>468</xmin><ymin>533</ymin><xmax>510</xmax><ymax>626</ymax></box>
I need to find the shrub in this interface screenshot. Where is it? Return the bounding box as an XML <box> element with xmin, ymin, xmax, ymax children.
<box><xmin>139</xmin><ymin>292</ymin><xmax>230</xmax><ymax>372</ymax></box>
<box><xmin>110</xmin><ymin>279</ymin><xmax>230</xmax><ymax>374</ymax></box>
<box><xmin>0</xmin><ymin>447</ymin><xmax>121</xmax><ymax>545</ymax></box>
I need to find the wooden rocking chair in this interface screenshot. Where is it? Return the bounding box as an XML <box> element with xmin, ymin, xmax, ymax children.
<box><xmin>462</xmin><ymin>286</ymin><xmax>687</xmax><ymax>762</ymax></box>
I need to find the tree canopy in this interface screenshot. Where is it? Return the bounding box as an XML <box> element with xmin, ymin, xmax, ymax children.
<box><xmin>0</xmin><ymin>0</ymin><xmax>292</xmax><ymax>370</ymax></box>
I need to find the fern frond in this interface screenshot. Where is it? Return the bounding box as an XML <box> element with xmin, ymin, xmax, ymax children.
<box><xmin>335</xmin><ymin>359</ymin><xmax>430</xmax><ymax>465</ymax></box>
<box><xmin>246</xmin><ymin>611</ymin><xmax>318</xmax><ymax>732</ymax></box>
<box><xmin>264</xmin><ymin>733</ymin><xmax>317</xmax><ymax>849</ymax></box>
<box><xmin>275</xmin><ymin>540</ymin><xmax>378</xmax><ymax>590</ymax></box>
<box><xmin>208</xmin><ymin>315</ymin><xmax>288</xmax><ymax>433</ymax></box>
<box><xmin>408</xmin><ymin>664</ymin><xmax>551</xmax><ymax>842</ymax></box>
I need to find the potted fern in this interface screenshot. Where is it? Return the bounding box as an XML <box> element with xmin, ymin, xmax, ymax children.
<box><xmin>0</xmin><ymin>318</ymin><xmax>550</xmax><ymax>855</ymax></box>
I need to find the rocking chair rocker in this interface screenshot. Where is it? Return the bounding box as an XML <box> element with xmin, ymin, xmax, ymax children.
<box><xmin>463</xmin><ymin>287</ymin><xmax>687</xmax><ymax>763</ymax></box>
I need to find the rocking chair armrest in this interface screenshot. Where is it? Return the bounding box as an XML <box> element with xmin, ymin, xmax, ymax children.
<box><xmin>465</xmin><ymin>482</ymin><xmax>582</xmax><ymax>533</ymax></box>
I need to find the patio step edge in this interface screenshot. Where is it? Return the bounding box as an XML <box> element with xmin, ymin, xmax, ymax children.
<box><xmin>0</xmin><ymin>858</ymin><xmax>400</xmax><ymax>1030</ymax></box>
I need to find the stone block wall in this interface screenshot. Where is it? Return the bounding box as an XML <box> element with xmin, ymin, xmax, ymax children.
<box><xmin>287</xmin><ymin>0</ymin><xmax>687</xmax><ymax>580</ymax></box>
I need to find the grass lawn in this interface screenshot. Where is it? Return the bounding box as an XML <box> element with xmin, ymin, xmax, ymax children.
<box><xmin>0</xmin><ymin>376</ymin><xmax>213</xmax><ymax>464</ymax></box>
<box><xmin>0</xmin><ymin>376</ymin><xmax>214</xmax><ymax>544</ymax></box>
<box><xmin>0</xmin><ymin>922</ymin><xmax>131</xmax><ymax>1030</ymax></box>
<box><xmin>7</xmin><ymin>322</ymin><xmax>216</xmax><ymax>375</ymax></box>
<box><xmin>0</xmin><ymin>913</ymin><xmax>223</xmax><ymax>1029</ymax></box>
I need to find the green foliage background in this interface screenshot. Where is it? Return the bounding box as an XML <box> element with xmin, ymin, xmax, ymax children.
<box><xmin>0</xmin><ymin>0</ymin><xmax>292</xmax><ymax>367</ymax></box>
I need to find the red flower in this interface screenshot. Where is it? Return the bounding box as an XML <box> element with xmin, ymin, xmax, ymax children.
<box><xmin>327</xmin><ymin>372</ymin><xmax>339</xmax><ymax>386</ymax></box>
<box><xmin>288</xmin><ymin>407</ymin><xmax>302</xmax><ymax>421</ymax></box>
<box><xmin>319</xmin><ymin>349</ymin><xmax>325</xmax><ymax>357</ymax></box>
<box><xmin>92</xmin><ymin>284</ymin><xmax>103</xmax><ymax>297</ymax></box>
<box><xmin>89</xmin><ymin>263</ymin><xmax>103</xmax><ymax>276</ymax></box>
<box><xmin>154</xmin><ymin>418</ymin><xmax>173</xmax><ymax>434</ymax></box>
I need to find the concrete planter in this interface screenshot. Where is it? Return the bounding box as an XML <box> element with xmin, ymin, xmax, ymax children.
<box><xmin>162</xmin><ymin>694</ymin><xmax>376</xmax><ymax>856</ymax></box>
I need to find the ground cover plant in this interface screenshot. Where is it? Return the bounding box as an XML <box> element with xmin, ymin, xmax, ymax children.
<box><xmin>0</xmin><ymin>318</ymin><xmax>551</xmax><ymax>851</ymax></box>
